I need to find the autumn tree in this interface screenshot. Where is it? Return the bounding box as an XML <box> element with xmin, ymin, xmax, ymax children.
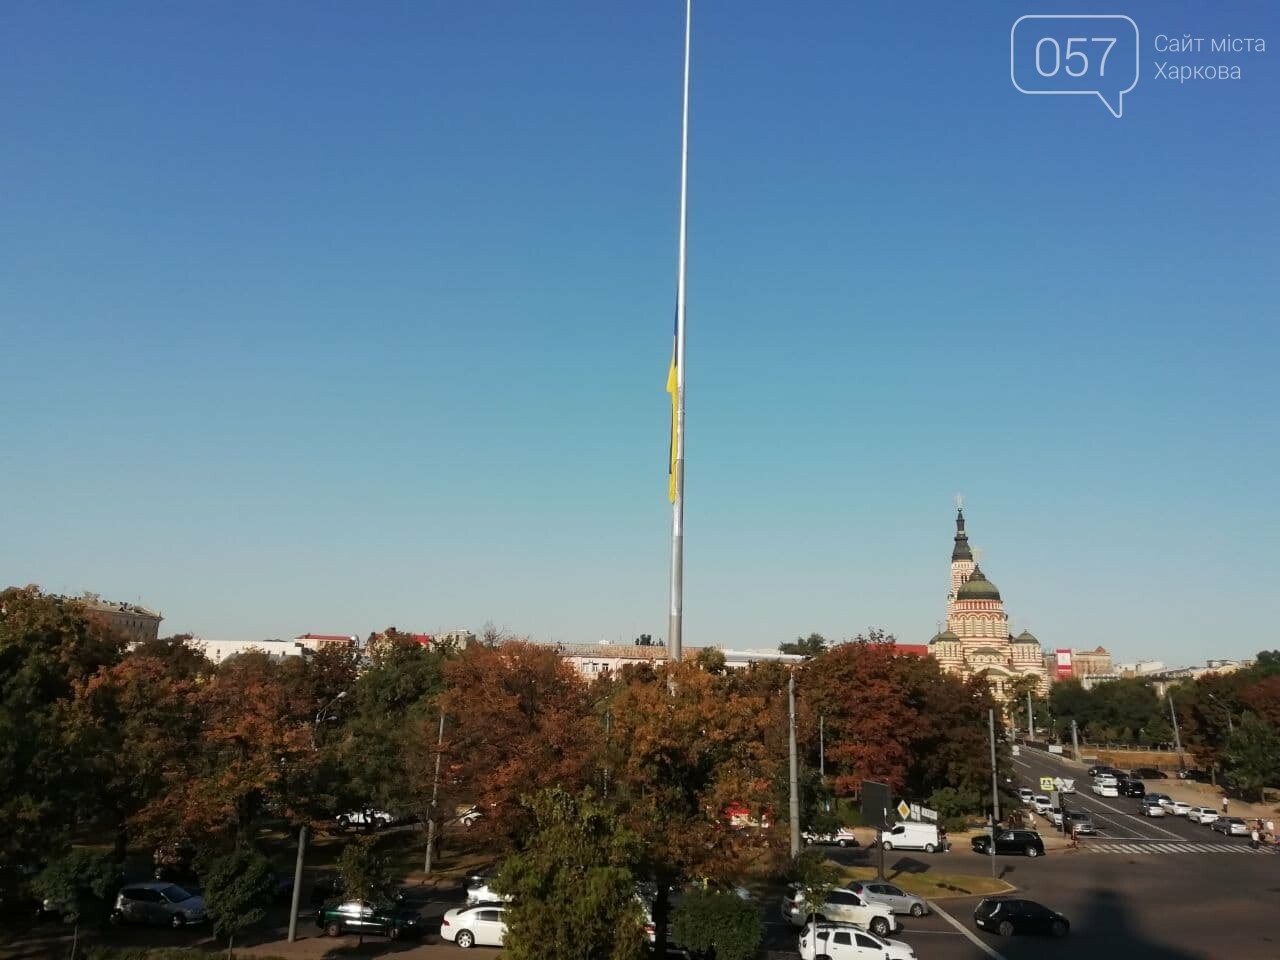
<box><xmin>606</xmin><ymin>660</ymin><xmax>788</xmax><ymax>956</ymax></box>
<box><xmin>435</xmin><ymin>641</ymin><xmax>601</xmax><ymax>845</ymax></box>
<box><xmin>495</xmin><ymin>787</ymin><xmax>644</xmax><ymax>960</ymax></box>
<box><xmin>132</xmin><ymin>651</ymin><xmax>316</xmax><ymax>851</ymax></box>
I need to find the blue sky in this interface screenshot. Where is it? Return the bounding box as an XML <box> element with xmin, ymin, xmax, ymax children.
<box><xmin>2</xmin><ymin>1</ymin><xmax>1277</xmax><ymax>666</ymax></box>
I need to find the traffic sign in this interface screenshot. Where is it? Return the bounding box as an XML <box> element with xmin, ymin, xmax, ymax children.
<box><xmin>1039</xmin><ymin>776</ymin><xmax>1054</xmax><ymax>791</ymax></box>
<box><xmin>896</xmin><ymin>800</ymin><xmax>911</xmax><ymax>819</ymax></box>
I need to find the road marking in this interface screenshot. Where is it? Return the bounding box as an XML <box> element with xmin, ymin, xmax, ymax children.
<box><xmin>1086</xmin><ymin>840</ymin><xmax>1275</xmax><ymax>855</ymax></box>
<box><xmin>929</xmin><ymin>901</ymin><xmax>1009</xmax><ymax>960</ymax></box>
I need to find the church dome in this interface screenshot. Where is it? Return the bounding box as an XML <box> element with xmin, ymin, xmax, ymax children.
<box><xmin>956</xmin><ymin>565</ymin><xmax>1001</xmax><ymax>601</ymax></box>
<box><xmin>1013</xmin><ymin>630</ymin><xmax>1039</xmax><ymax>644</ymax></box>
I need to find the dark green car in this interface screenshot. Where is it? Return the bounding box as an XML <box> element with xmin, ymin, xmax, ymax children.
<box><xmin>316</xmin><ymin>899</ymin><xmax>424</xmax><ymax>940</ymax></box>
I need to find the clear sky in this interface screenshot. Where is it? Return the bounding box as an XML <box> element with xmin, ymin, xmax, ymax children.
<box><xmin>3</xmin><ymin>1</ymin><xmax>1277</xmax><ymax>666</ymax></box>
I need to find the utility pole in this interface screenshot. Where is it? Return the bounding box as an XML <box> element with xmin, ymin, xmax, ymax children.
<box><xmin>988</xmin><ymin>708</ymin><xmax>999</xmax><ymax>879</ymax></box>
<box><xmin>1071</xmin><ymin>718</ymin><xmax>1080</xmax><ymax>761</ymax></box>
<box><xmin>788</xmin><ymin>670</ymin><xmax>800</xmax><ymax>857</ymax></box>
<box><xmin>424</xmin><ymin>711</ymin><xmax>446</xmax><ymax>875</ymax></box>
<box><xmin>1168</xmin><ymin>691</ymin><xmax>1184</xmax><ymax>768</ymax></box>
<box><xmin>819</xmin><ymin>714</ymin><xmax>825</xmax><ymax>778</ymax></box>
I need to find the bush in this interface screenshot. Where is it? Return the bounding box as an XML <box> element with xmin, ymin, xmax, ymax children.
<box><xmin>671</xmin><ymin>888</ymin><xmax>763</xmax><ymax>960</ymax></box>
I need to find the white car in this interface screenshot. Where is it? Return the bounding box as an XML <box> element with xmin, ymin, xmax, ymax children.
<box><xmin>1017</xmin><ymin>788</ymin><xmax>1034</xmax><ymax>804</ymax></box>
<box><xmin>336</xmin><ymin>809</ymin><xmax>393</xmax><ymax>829</ymax></box>
<box><xmin>1094</xmin><ymin>774</ymin><xmax>1118</xmax><ymax>787</ymax></box>
<box><xmin>803</xmin><ymin>827</ymin><xmax>859</xmax><ymax>848</ymax></box>
<box><xmin>1092</xmin><ymin>781</ymin><xmax>1119</xmax><ymax>798</ymax></box>
<box><xmin>1187</xmin><ymin>806</ymin><xmax>1219</xmax><ymax>824</ymax></box>
<box><xmin>781</xmin><ymin>887</ymin><xmax>898</xmax><ymax>938</ymax></box>
<box><xmin>1140</xmin><ymin>800</ymin><xmax>1166</xmax><ymax>817</ymax></box>
<box><xmin>440</xmin><ymin>903</ymin><xmax>506</xmax><ymax>948</ymax></box>
<box><xmin>1042</xmin><ymin>806</ymin><xmax>1064</xmax><ymax>827</ymax></box>
<box><xmin>463</xmin><ymin>876</ymin><xmax>512</xmax><ymax>905</ymax></box>
<box><xmin>798</xmin><ymin>922</ymin><xmax>916</xmax><ymax>960</ymax></box>
<box><xmin>1168</xmin><ymin>801</ymin><xmax>1193</xmax><ymax>817</ymax></box>
<box><xmin>1031</xmin><ymin>795</ymin><xmax>1052</xmax><ymax>814</ymax></box>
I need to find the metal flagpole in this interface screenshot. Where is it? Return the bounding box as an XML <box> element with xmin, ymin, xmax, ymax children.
<box><xmin>667</xmin><ymin>0</ymin><xmax>691</xmax><ymax>665</ymax></box>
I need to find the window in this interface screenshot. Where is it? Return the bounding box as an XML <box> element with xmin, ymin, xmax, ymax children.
<box><xmin>855</xmin><ymin>933</ymin><xmax>881</xmax><ymax>948</ymax></box>
<box><xmin>832</xmin><ymin>932</ymin><xmax>852</xmax><ymax>946</ymax></box>
<box><xmin>478</xmin><ymin>909</ymin><xmax>502</xmax><ymax>922</ymax></box>
<box><xmin>884</xmin><ymin>885</ymin><xmax>903</xmax><ymax>896</ymax></box>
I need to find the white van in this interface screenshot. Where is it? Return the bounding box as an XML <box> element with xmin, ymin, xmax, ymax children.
<box><xmin>878</xmin><ymin>822</ymin><xmax>944</xmax><ymax>853</ymax></box>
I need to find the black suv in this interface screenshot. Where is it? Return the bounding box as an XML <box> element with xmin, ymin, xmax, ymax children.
<box><xmin>974</xmin><ymin>897</ymin><xmax>1069</xmax><ymax>937</ymax></box>
<box><xmin>970</xmin><ymin>829</ymin><xmax>1045</xmax><ymax>858</ymax></box>
<box><xmin>1132</xmin><ymin>767</ymin><xmax>1167</xmax><ymax>779</ymax></box>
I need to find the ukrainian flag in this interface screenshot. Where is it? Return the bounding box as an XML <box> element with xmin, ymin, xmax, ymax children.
<box><xmin>667</xmin><ymin>314</ymin><xmax>678</xmax><ymax>503</ymax></box>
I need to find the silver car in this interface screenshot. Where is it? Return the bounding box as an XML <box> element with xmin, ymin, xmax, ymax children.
<box><xmin>853</xmin><ymin>881</ymin><xmax>930</xmax><ymax>918</ymax></box>
<box><xmin>111</xmin><ymin>883</ymin><xmax>207</xmax><ymax>928</ymax></box>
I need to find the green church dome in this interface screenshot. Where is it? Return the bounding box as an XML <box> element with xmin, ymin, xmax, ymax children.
<box><xmin>956</xmin><ymin>565</ymin><xmax>1001</xmax><ymax>601</ymax></box>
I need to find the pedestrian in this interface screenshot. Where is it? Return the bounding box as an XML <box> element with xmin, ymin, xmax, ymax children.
<box><xmin>1250</xmin><ymin>826</ymin><xmax>1260</xmax><ymax>850</ymax></box>
<box><xmin>1221</xmin><ymin>796</ymin><xmax>1229</xmax><ymax>815</ymax></box>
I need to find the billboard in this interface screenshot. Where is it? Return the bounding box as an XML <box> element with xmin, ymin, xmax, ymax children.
<box><xmin>1055</xmin><ymin>648</ymin><xmax>1074</xmax><ymax>679</ymax></box>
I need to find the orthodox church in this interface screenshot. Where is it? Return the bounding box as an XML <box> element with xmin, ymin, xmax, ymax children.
<box><xmin>928</xmin><ymin>509</ymin><xmax>1048</xmax><ymax>699</ymax></box>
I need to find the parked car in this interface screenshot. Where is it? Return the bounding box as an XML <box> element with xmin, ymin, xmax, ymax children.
<box><xmin>1091</xmin><ymin>781</ymin><xmax>1119</xmax><ymax>798</ymax></box>
<box><xmin>111</xmin><ymin>883</ymin><xmax>207</xmax><ymax>928</ymax></box>
<box><xmin>1042</xmin><ymin>806</ymin><xmax>1064</xmax><ymax>827</ymax></box>
<box><xmin>1177</xmin><ymin>769</ymin><xmax>1211</xmax><ymax>782</ymax></box>
<box><xmin>974</xmin><ymin>897</ymin><xmax>1069</xmax><ymax>938</ymax></box>
<box><xmin>803</xmin><ymin>827</ymin><xmax>859</xmax><ymax>848</ymax></box>
<box><xmin>464</xmin><ymin>875</ymin><xmax>512</xmax><ymax>905</ymax></box>
<box><xmin>1186</xmin><ymin>806</ymin><xmax>1219</xmax><ymax>825</ymax></box>
<box><xmin>1031</xmin><ymin>795</ymin><xmax>1052</xmax><ymax>814</ymax></box>
<box><xmin>1017</xmin><ymin>788</ymin><xmax>1034</xmax><ymax>804</ymax></box>
<box><xmin>310</xmin><ymin>873</ymin><xmax>405</xmax><ymax>907</ymax></box>
<box><xmin>1132</xmin><ymin>767</ymin><xmax>1167</xmax><ymax>779</ymax></box>
<box><xmin>1066</xmin><ymin>812</ymin><xmax>1096</xmax><ymax>835</ymax></box>
<box><xmin>336</xmin><ymin>809</ymin><xmax>394</xmax><ymax>830</ymax></box>
<box><xmin>1140</xmin><ymin>798</ymin><xmax>1167</xmax><ymax>817</ymax></box>
<box><xmin>1168</xmin><ymin>801</ymin><xmax>1193</xmax><ymax>817</ymax></box>
<box><xmin>970</xmin><ymin>830</ymin><xmax>1045</xmax><ymax>858</ymax></box>
<box><xmin>780</xmin><ymin>886</ymin><xmax>898</xmax><ymax>937</ymax></box>
<box><xmin>1211</xmin><ymin>817</ymin><xmax>1249</xmax><ymax>836</ymax></box>
<box><xmin>1086</xmin><ymin>765</ymin><xmax>1121</xmax><ymax>778</ymax></box>
<box><xmin>440</xmin><ymin>903</ymin><xmax>508</xmax><ymax>948</ymax></box>
<box><xmin>316</xmin><ymin>900</ymin><xmax>424</xmax><ymax>940</ymax></box>
<box><xmin>877</xmin><ymin>822</ymin><xmax>944</xmax><ymax>853</ymax></box>
<box><xmin>849</xmin><ymin>881</ymin><xmax>930</xmax><ymax>917</ymax></box>
<box><xmin>798</xmin><ymin>922</ymin><xmax>916</xmax><ymax>960</ymax></box>
<box><xmin>1117</xmin><ymin>779</ymin><xmax>1146</xmax><ymax>798</ymax></box>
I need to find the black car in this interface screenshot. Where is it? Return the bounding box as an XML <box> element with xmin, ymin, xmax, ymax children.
<box><xmin>1132</xmin><ymin>767</ymin><xmax>1167</xmax><ymax>779</ymax></box>
<box><xmin>1117</xmin><ymin>778</ymin><xmax>1146</xmax><ymax>798</ymax></box>
<box><xmin>970</xmin><ymin>830</ymin><xmax>1045</xmax><ymax>858</ymax></box>
<box><xmin>1178</xmin><ymin>768</ymin><xmax>1211</xmax><ymax>782</ymax></box>
<box><xmin>974</xmin><ymin>897</ymin><xmax>1069</xmax><ymax>937</ymax></box>
<box><xmin>1086</xmin><ymin>765</ymin><xmax>1121</xmax><ymax>778</ymax></box>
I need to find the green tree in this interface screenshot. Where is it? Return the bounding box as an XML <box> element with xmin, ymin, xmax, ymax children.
<box><xmin>0</xmin><ymin>587</ymin><xmax>123</xmax><ymax>875</ymax></box>
<box><xmin>779</xmin><ymin>633</ymin><xmax>828</xmax><ymax>657</ymax></box>
<box><xmin>495</xmin><ymin>788</ymin><xmax>644</xmax><ymax>960</ymax></box>
<box><xmin>335</xmin><ymin>836</ymin><xmax>395</xmax><ymax>905</ymax></box>
<box><xmin>786</xmin><ymin>848</ymin><xmax>841</xmax><ymax>934</ymax></box>
<box><xmin>671</xmin><ymin>888</ymin><xmax>762</xmax><ymax>960</ymax></box>
<box><xmin>1221</xmin><ymin>713</ymin><xmax>1280</xmax><ymax>801</ymax></box>
<box><xmin>32</xmin><ymin>851</ymin><xmax>121</xmax><ymax>960</ymax></box>
<box><xmin>201</xmin><ymin>848</ymin><xmax>275</xmax><ymax>960</ymax></box>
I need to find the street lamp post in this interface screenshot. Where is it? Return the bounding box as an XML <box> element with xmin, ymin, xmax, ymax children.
<box><xmin>289</xmin><ymin>690</ymin><xmax>348</xmax><ymax>943</ymax></box>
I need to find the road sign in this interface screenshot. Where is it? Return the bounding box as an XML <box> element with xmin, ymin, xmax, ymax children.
<box><xmin>896</xmin><ymin>800</ymin><xmax>911</xmax><ymax>819</ymax></box>
<box><xmin>1039</xmin><ymin>776</ymin><xmax>1055</xmax><ymax>791</ymax></box>
<box><xmin>908</xmin><ymin>803</ymin><xmax>939</xmax><ymax>823</ymax></box>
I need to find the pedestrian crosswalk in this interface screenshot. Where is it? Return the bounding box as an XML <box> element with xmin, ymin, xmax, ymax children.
<box><xmin>1085</xmin><ymin>840</ymin><xmax>1276</xmax><ymax>855</ymax></box>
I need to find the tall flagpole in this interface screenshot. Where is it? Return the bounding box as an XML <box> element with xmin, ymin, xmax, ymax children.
<box><xmin>668</xmin><ymin>0</ymin><xmax>692</xmax><ymax>665</ymax></box>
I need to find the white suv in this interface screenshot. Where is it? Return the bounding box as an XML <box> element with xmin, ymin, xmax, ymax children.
<box><xmin>781</xmin><ymin>886</ymin><xmax>898</xmax><ymax>938</ymax></box>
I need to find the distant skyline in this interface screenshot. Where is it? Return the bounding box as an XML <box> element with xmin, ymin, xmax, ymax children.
<box><xmin>3</xmin><ymin>2</ymin><xmax>1278</xmax><ymax>666</ymax></box>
